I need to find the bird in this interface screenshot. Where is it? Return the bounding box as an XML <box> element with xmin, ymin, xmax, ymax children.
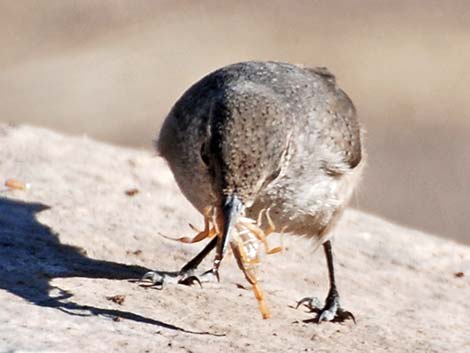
<box><xmin>152</xmin><ymin>61</ymin><xmax>364</xmax><ymax>323</ymax></box>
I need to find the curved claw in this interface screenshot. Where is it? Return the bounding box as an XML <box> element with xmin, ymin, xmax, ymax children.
<box><xmin>138</xmin><ymin>267</ymin><xmax>219</xmax><ymax>290</ymax></box>
<box><xmin>138</xmin><ymin>270</ymin><xmax>203</xmax><ymax>289</ymax></box>
<box><xmin>176</xmin><ymin>268</ymin><xmax>220</xmax><ymax>287</ymax></box>
<box><xmin>296</xmin><ymin>296</ymin><xmax>356</xmax><ymax>324</ymax></box>
<box><xmin>196</xmin><ymin>267</ymin><xmax>216</xmax><ymax>280</ymax></box>
<box><xmin>139</xmin><ymin>271</ymin><xmax>166</xmax><ymax>288</ymax></box>
<box><xmin>296</xmin><ymin>296</ymin><xmax>322</xmax><ymax>310</ymax></box>
<box><xmin>177</xmin><ymin>274</ymin><xmax>203</xmax><ymax>288</ymax></box>
<box><xmin>208</xmin><ymin>268</ymin><xmax>220</xmax><ymax>283</ymax></box>
<box><xmin>317</xmin><ymin>307</ymin><xmax>356</xmax><ymax>324</ymax></box>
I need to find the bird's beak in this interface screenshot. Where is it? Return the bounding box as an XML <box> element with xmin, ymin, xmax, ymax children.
<box><xmin>213</xmin><ymin>194</ymin><xmax>244</xmax><ymax>280</ymax></box>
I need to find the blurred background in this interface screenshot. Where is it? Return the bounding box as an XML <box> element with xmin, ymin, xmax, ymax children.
<box><xmin>1</xmin><ymin>0</ymin><xmax>469</xmax><ymax>244</ymax></box>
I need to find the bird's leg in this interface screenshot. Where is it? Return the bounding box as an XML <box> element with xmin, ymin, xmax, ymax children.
<box><xmin>140</xmin><ymin>207</ymin><xmax>220</xmax><ymax>288</ymax></box>
<box><xmin>141</xmin><ymin>196</ymin><xmax>242</xmax><ymax>288</ymax></box>
<box><xmin>296</xmin><ymin>240</ymin><xmax>355</xmax><ymax>323</ymax></box>
<box><xmin>178</xmin><ymin>206</ymin><xmax>222</xmax><ymax>278</ymax></box>
<box><xmin>140</xmin><ymin>236</ymin><xmax>218</xmax><ymax>287</ymax></box>
<box><xmin>179</xmin><ymin>236</ymin><xmax>218</xmax><ymax>274</ymax></box>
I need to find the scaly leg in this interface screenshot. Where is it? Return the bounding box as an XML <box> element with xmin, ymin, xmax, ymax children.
<box><xmin>141</xmin><ymin>206</ymin><xmax>227</xmax><ymax>288</ymax></box>
<box><xmin>296</xmin><ymin>240</ymin><xmax>355</xmax><ymax>323</ymax></box>
<box><xmin>179</xmin><ymin>236</ymin><xmax>218</xmax><ymax>275</ymax></box>
<box><xmin>140</xmin><ymin>236</ymin><xmax>218</xmax><ymax>287</ymax></box>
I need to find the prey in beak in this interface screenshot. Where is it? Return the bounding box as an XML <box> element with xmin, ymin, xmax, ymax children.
<box><xmin>142</xmin><ymin>196</ymin><xmax>282</xmax><ymax>320</ymax></box>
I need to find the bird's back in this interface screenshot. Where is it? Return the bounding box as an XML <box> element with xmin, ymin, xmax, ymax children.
<box><xmin>158</xmin><ymin>61</ymin><xmax>363</xmax><ymax>236</ymax></box>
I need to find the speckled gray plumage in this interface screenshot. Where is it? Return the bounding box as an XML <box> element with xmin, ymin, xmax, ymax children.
<box><xmin>158</xmin><ymin>61</ymin><xmax>364</xmax><ymax>241</ymax></box>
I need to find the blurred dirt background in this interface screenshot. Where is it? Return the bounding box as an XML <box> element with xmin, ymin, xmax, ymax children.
<box><xmin>0</xmin><ymin>0</ymin><xmax>469</xmax><ymax>243</ymax></box>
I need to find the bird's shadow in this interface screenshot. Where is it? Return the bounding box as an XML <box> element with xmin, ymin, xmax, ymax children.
<box><xmin>0</xmin><ymin>197</ymin><xmax>220</xmax><ymax>336</ymax></box>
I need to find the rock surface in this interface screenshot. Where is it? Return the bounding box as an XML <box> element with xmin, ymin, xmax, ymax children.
<box><xmin>0</xmin><ymin>124</ymin><xmax>469</xmax><ymax>353</ymax></box>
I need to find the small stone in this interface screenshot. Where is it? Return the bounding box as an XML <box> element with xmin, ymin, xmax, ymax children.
<box><xmin>125</xmin><ymin>188</ymin><xmax>139</xmax><ymax>196</ymax></box>
<box><xmin>106</xmin><ymin>295</ymin><xmax>126</xmax><ymax>305</ymax></box>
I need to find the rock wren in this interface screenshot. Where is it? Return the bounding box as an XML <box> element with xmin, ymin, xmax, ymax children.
<box><xmin>154</xmin><ymin>61</ymin><xmax>364</xmax><ymax>323</ymax></box>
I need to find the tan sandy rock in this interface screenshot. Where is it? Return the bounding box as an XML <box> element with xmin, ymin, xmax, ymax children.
<box><xmin>0</xmin><ymin>124</ymin><xmax>469</xmax><ymax>353</ymax></box>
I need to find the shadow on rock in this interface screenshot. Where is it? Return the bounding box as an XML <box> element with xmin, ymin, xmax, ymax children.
<box><xmin>0</xmin><ymin>197</ymin><xmax>217</xmax><ymax>335</ymax></box>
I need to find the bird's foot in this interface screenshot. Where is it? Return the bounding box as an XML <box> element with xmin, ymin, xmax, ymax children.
<box><xmin>139</xmin><ymin>268</ymin><xmax>218</xmax><ymax>289</ymax></box>
<box><xmin>296</xmin><ymin>293</ymin><xmax>356</xmax><ymax>324</ymax></box>
<box><xmin>138</xmin><ymin>270</ymin><xmax>199</xmax><ymax>288</ymax></box>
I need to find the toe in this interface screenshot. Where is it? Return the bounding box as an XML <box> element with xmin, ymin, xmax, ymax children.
<box><xmin>139</xmin><ymin>271</ymin><xmax>165</xmax><ymax>287</ymax></box>
<box><xmin>317</xmin><ymin>309</ymin><xmax>336</xmax><ymax>322</ymax></box>
<box><xmin>335</xmin><ymin>308</ymin><xmax>356</xmax><ymax>324</ymax></box>
<box><xmin>297</xmin><ymin>294</ymin><xmax>356</xmax><ymax>324</ymax></box>
<box><xmin>296</xmin><ymin>296</ymin><xmax>322</xmax><ymax>311</ymax></box>
<box><xmin>178</xmin><ymin>275</ymin><xmax>203</xmax><ymax>287</ymax></box>
<box><xmin>317</xmin><ymin>307</ymin><xmax>356</xmax><ymax>324</ymax></box>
